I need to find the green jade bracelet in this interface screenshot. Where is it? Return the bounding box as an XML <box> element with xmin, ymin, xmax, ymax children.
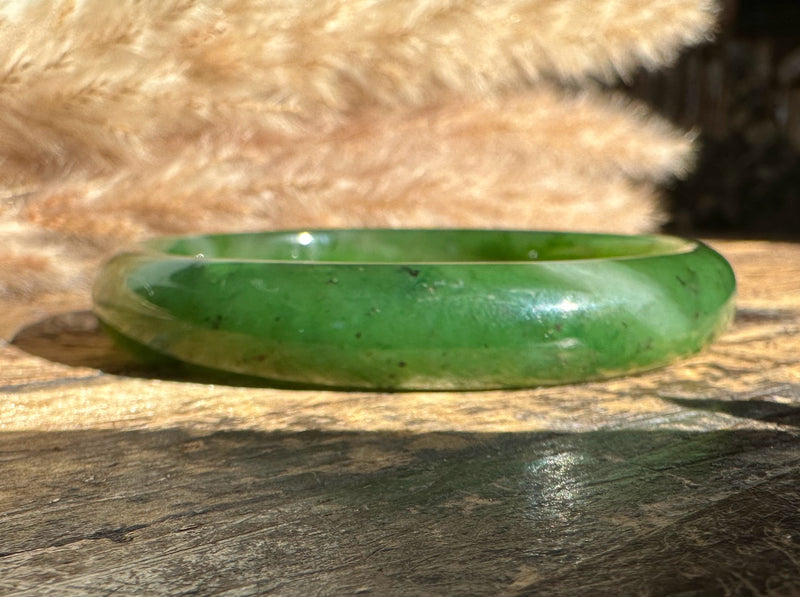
<box><xmin>93</xmin><ymin>229</ymin><xmax>736</xmax><ymax>390</ymax></box>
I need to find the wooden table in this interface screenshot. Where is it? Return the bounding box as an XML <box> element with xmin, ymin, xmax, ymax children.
<box><xmin>2</xmin><ymin>240</ymin><xmax>800</xmax><ymax>595</ymax></box>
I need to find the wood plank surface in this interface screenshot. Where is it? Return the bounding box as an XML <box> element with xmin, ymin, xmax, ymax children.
<box><xmin>2</xmin><ymin>240</ymin><xmax>800</xmax><ymax>595</ymax></box>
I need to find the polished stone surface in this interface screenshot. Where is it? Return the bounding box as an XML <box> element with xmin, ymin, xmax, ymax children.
<box><xmin>93</xmin><ymin>230</ymin><xmax>736</xmax><ymax>389</ymax></box>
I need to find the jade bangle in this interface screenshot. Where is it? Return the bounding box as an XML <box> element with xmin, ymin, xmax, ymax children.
<box><xmin>93</xmin><ymin>229</ymin><xmax>736</xmax><ymax>390</ymax></box>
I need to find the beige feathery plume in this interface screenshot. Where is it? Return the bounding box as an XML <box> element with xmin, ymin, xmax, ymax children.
<box><xmin>10</xmin><ymin>87</ymin><xmax>692</xmax><ymax>298</ymax></box>
<box><xmin>1</xmin><ymin>0</ymin><xmax>717</xmax><ymax>190</ymax></box>
<box><xmin>0</xmin><ymin>0</ymin><xmax>718</xmax><ymax>319</ymax></box>
<box><xmin>22</xmin><ymin>88</ymin><xmax>694</xmax><ymax>236</ymax></box>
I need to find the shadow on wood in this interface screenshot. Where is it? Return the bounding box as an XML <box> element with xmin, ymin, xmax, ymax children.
<box><xmin>10</xmin><ymin>310</ymin><xmax>138</xmax><ymax>372</ymax></box>
<box><xmin>9</xmin><ymin>310</ymin><xmax>310</xmax><ymax>389</ymax></box>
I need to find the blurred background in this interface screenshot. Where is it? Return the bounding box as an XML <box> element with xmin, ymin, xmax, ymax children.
<box><xmin>622</xmin><ymin>0</ymin><xmax>800</xmax><ymax>239</ymax></box>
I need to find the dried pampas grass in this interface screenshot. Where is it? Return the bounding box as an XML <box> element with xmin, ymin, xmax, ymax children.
<box><xmin>0</xmin><ymin>0</ymin><xmax>718</xmax><ymax>330</ymax></box>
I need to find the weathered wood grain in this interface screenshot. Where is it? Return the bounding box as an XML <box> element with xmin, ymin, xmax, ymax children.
<box><xmin>1</xmin><ymin>240</ymin><xmax>800</xmax><ymax>595</ymax></box>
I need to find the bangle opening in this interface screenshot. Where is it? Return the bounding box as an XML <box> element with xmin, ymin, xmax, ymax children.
<box><xmin>147</xmin><ymin>229</ymin><xmax>695</xmax><ymax>264</ymax></box>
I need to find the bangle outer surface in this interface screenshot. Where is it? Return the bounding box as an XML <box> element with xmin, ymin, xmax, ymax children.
<box><xmin>92</xmin><ymin>230</ymin><xmax>736</xmax><ymax>390</ymax></box>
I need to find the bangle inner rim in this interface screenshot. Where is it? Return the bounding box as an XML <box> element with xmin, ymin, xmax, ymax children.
<box><xmin>145</xmin><ymin>229</ymin><xmax>696</xmax><ymax>264</ymax></box>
